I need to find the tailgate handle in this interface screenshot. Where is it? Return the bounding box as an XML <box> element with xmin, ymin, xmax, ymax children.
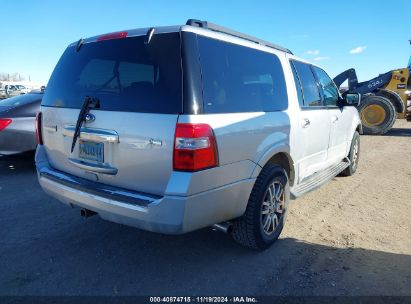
<box><xmin>63</xmin><ymin>126</ymin><xmax>119</xmax><ymax>143</ymax></box>
<box><xmin>68</xmin><ymin>158</ymin><xmax>118</xmax><ymax>175</ymax></box>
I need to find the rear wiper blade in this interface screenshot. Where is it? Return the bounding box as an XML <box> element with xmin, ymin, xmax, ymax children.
<box><xmin>71</xmin><ymin>96</ymin><xmax>100</xmax><ymax>153</ymax></box>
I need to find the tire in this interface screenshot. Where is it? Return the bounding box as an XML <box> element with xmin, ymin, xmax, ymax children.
<box><xmin>340</xmin><ymin>131</ymin><xmax>360</xmax><ymax>176</ymax></box>
<box><xmin>376</xmin><ymin>89</ymin><xmax>405</xmax><ymax>114</ymax></box>
<box><xmin>358</xmin><ymin>95</ymin><xmax>396</xmax><ymax>135</ymax></box>
<box><xmin>231</xmin><ymin>164</ymin><xmax>289</xmax><ymax>250</ymax></box>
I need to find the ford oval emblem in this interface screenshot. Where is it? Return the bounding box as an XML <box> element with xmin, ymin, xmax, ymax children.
<box><xmin>84</xmin><ymin>113</ymin><xmax>95</xmax><ymax>122</ymax></box>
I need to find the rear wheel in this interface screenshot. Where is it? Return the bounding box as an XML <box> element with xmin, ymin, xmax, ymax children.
<box><xmin>358</xmin><ymin>95</ymin><xmax>396</xmax><ymax>135</ymax></box>
<box><xmin>340</xmin><ymin>131</ymin><xmax>360</xmax><ymax>176</ymax></box>
<box><xmin>231</xmin><ymin>164</ymin><xmax>289</xmax><ymax>250</ymax></box>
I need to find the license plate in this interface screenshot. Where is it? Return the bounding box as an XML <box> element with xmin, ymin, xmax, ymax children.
<box><xmin>79</xmin><ymin>140</ymin><xmax>104</xmax><ymax>163</ymax></box>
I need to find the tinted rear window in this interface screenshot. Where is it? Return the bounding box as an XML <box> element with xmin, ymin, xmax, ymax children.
<box><xmin>42</xmin><ymin>33</ymin><xmax>182</xmax><ymax>113</ymax></box>
<box><xmin>197</xmin><ymin>36</ymin><xmax>288</xmax><ymax>113</ymax></box>
<box><xmin>0</xmin><ymin>93</ymin><xmax>42</xmax><ymax>107</ymax></box>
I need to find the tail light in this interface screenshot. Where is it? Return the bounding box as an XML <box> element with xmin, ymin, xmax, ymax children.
<box><xmin>0</xmin><ymin>118</ymin><xmax>12</xmax><ymax>131</ymax></box>
<box><xmin>35</xmin><ymin>112</ymin><xmax>43</xmax><ymax>145</ymax></box>
<box><xmin>173</xmin><ymin>123</ymin><xmax>218</xmax><ymax>171</ymax></box>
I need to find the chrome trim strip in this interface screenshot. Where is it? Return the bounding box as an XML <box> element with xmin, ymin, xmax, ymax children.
<box><xmin>63</xmin><ymin>125</ymin><xmax>119</xmax><ymax>143</ymax></box>
<box><xmin>38</xmin><ymin>166</ymin><xmax>161</xmax><ymax>207</ymax></box>
<box><xmin>44</xmin><ymin>125</ymin><xmax>57</xmax><ymax>132</ymax></box>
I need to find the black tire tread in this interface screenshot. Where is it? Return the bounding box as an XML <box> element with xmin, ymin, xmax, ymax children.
<box><xmin>231</xmin><ymin>164</ymin><xmax>286</xmax><ymax>249</ymax></box>
<box><xmin>358</xmin><ymin>95</ymin><xmax>396</xmax><ymax>135</ymax></box>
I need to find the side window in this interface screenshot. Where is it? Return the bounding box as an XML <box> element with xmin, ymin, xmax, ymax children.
<box><xmin>312</xmin><ymin>67</ymin><xmax>339</xmax><ymax>106</ymax></box>
<box><xmin>290</xmin><ymin>61</ymin><xmax>304</xmax><ymax>107</ymax></box>
<box><xmin>292</xmin><ymin>60</ymin><xmax>322</xmax><ymax>107</ymax></box>
<box><xmin>197</xmin><ymin>36</ymin><xmax>288</xmax><ymax>113</ymax></box>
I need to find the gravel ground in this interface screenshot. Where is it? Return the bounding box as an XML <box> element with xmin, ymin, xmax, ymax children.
<box><xmin>0</xmin><ymin>120</ymin><xmax>410</xmax><ymax>296</ymax></box>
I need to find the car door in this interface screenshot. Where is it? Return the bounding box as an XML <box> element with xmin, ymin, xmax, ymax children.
<box><xmin>312</xmin><ymin>66</ymin><xmax>348</xmax><ymax>166</ymax></box>
<box><xmin>291</xmin><ymin>60</ymin><xmax>331</xmax><ymax>182</ymax></box>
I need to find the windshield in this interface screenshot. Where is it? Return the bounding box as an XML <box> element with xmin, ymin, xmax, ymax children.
<box><xmin>42</xmin><ymin>32</ymin><xmax>182</xmax><ymax>114</ymax></box>
<box><xmin>0</xmin><ymin>93</ymin><xmax>42</xmax><ymax>107</ymax></box>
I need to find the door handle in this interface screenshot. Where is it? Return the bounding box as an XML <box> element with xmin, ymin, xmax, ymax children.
<box><xmin>44</xmin><ymin>125</ymin><xmax>58</xmax><ymax>132</ymax></box>
<box><xmin>301</xmin><ymin>118</ymin><xmax>311</xmax><ymax>128</ymax></box>
<box><xmin>331</xmin><ymin>116</ymin><xmax>339</xmax><ymax>123</ymax></box>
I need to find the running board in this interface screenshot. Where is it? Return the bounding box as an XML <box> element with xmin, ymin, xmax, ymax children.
<box><xmin>290</xmin><ymin>158</ymin><xmax>350</xmax><ymax>199</ymax></box>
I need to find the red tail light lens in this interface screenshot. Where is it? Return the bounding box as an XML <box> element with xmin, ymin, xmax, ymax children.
<box><xmin>35</xmin><ymin>112</ymin><xmax>43</xmax><ymax>145</ymax></box>
<box><xmin>97</xmin><ymin>31</ymin><xmax>128</xmax><ymax>42</ymax></box>
<box><xmin>173</xmin><ymin>123</ymin><xmax>218</xmax><ymax>171</ymax></box>
<box><xmin>0</xmin><ymin>118</ymin><xmax>12</xmax><ymax>131</ymax></box>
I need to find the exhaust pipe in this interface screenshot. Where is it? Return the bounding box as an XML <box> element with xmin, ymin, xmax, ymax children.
<box><xmin>80</xmin><ymin>208</ymin><xmax>97</xmax><ymax>218</ymax></box>
<box><xmin>212</xmin><ymin>222</ymin><xmax>233</xmax><ymax>234</ymax></box>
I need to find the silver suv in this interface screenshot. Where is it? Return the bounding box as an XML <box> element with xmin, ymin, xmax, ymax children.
<box><xmin>35</xmin><ymin>20</ymin><xmax>362</xmax><ymax>249</ymax></box>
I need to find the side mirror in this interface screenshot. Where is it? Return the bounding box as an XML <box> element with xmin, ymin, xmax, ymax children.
<box><xmin>340</xmin><ymin>92</ymin><xmax>361</xmax><ymax>107</ymax></box>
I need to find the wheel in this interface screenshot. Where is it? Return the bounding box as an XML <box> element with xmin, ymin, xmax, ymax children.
<box><xmin>340</xmin><ymin>131</ymin><xmax>360</xmax><ymax>176</ymax></box>
<box><xmin>358</xmin><ymin>95</ymin><xmax>396</xmax><ymax>135</ymax></box>
<box><xmin>231</xmin><ymin>164</ymin><xmax>289</xmax><ymax>250</ymax></box>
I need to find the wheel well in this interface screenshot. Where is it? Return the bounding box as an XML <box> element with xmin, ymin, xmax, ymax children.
<box><xmin>265</xmin><ymin>153</ymin><xmax>295</xmax><ymax>186</ymax></box>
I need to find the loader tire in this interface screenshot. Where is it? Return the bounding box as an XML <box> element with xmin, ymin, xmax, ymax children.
<box><xmin>358</xmin><ymin>95</ymin><xmax>396</xmax><ymax>135</ymax></box>
<box><xmin>376</xmin><ymin>89</ymin><xmax>405</xmax><ymax>114</ymax></box>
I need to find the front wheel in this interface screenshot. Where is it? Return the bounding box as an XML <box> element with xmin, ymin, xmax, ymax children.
<box><xmin>231</xmin><ymin>164</ymin><xmax>289</xmax><ymax>250</ymax></box>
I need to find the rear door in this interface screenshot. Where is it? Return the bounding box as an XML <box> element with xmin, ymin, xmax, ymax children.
<box><xmin>41</xmin><ymin>32</ymin><xmax>182</xmax><ymax>196</ymax></box>
<box><xmin>291</xmin><ymin>60</ymin><xmax>330</xmax><ymax>181</ymax></box>
<box><xmin>312</xmin><ymin>66</ymin><xmax>348</xmax><ymax>165</ymax></box>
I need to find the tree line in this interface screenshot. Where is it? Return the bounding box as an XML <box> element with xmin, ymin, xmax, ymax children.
<box><xmin>0</xmin><ymin>73</ymin><xmax>29</xmax><ymax>81</ymax></box>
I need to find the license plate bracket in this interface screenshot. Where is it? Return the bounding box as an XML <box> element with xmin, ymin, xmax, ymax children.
<box><xmin>79</xmin><ymin>140</ymin><xmax>104</xmax><ymax>163</ymax></box>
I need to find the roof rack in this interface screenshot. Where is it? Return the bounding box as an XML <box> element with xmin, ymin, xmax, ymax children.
<box><xmin>186</xmin><ymin>19</ymin><xmax>293</xmax><ymax>55</ymax></box>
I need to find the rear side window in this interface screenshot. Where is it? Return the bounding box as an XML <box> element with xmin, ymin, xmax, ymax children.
<box><xmin>292</xmin><ymin>60</ymin><xmax>322</xmax><ymax>107</ymax></box>
<box><xmin>197</xmin><ymin>36</ymin><xmax>288</xmax><ymax>113</ymax></box>
<box><xmin>42</xmin><ymin>33</ymin><xmax>182</xmax><ymax>114</ymax></box>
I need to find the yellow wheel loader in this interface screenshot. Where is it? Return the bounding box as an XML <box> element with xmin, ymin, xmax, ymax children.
<box><xmin>333</xmin><ymin>42</ymin><xmax>411</xmax><ymax>135</ymax></box>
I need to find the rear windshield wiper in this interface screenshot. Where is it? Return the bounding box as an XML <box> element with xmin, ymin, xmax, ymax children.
<box><xmin>71</xmin><ymin>96</ymin><xmax>100</xmax><ymax>153</ymax></box>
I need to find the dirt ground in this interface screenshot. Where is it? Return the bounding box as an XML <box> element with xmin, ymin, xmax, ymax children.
<box><xmin>277</xmin><ymin>119</ymin><xmax>411</xmax><ymax>295</ymax></box>
<box><xmin>0</xmin><ymin>120</ymin><xmax>410</xmax><ymax>296</ymax></box>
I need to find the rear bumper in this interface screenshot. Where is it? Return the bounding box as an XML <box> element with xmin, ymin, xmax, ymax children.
<box><xmin>36</xmin><ymin>146</ymin><xmax>255</xmax><ymax>234</ymax></box>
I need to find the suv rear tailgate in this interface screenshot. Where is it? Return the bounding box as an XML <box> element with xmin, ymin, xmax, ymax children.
<box><xmin>40</xmin><ymin>32</ymin><xmax>182</xmax><ymax>196</ymax></box>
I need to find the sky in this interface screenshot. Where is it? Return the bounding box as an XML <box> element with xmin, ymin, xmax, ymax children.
<box><xmin>1</xmin><ymin>0</ymin><xmax>410</xmax><ymax>85</ymax></box>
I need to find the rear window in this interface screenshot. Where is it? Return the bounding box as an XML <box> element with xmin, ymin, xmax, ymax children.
<box><xmin>0</xmin><ymin>93</ymin><xmax>42</xmax><ymax>107</ymax></box>
<box><xmin>42</xmin><ymin>33</ymin><xmax>182</xmax><ymax>113</ymax></box>
<box><xmin>197</xmin><ymin>36</ymin><xmax>288</xmax><ymax>113</ymax></box>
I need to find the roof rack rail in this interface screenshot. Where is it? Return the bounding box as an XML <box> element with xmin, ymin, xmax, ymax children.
<box><xmin>186</xmin><ymin>19</ymin><xmax>293</xmax><ymax>55</ymax></box>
